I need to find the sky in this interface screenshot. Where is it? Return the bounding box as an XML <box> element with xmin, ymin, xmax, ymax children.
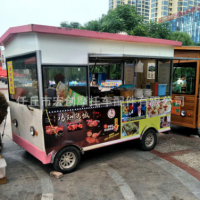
<box><xmin>0</xmin><ymin>0</ymin><xmax>108</xmax><ymax>36</ymax></box>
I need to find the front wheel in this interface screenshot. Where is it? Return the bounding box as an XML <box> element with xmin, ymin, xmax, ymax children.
<box><xmin>140</xmin><ymin>129</ymin><xmax>157</xmax><ymax>151</ymax></box>
<box><xmin>53</xmin><ymin>146</ymin><xmax>81</xmax><ymax>173</ymax></box>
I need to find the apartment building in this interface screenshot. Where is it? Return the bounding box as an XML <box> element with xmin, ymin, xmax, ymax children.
<box><xmin>109</xmin><ymin>0</ymin><xmax>200</xmax><ymax>22</ymax></box>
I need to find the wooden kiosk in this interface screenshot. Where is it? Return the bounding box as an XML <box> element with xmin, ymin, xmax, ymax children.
<box><xmin>172</xmin><ymin>47</ymin><xmax>200</xmax><ymax>133</ymax></box>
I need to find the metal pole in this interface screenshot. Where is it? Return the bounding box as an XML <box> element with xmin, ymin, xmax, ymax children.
<box><xmin>155</xmin><ymin>59</ymin><xmax>159</xmax><ymax>83</ymax></box>
<box><xmin>36</xmin><ymin>50</ymin><xmax>44</xmax><ymax>110</ymax></box>
<box><xmin>169</xmin><ymin>60</ymin><xmax>173</xmax><ymax>96</ymax></box>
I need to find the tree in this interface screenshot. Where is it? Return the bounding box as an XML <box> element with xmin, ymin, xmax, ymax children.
<box><xmin>60</xmin><ymin>21</ymin><xmax>82</xmax><ymax>29</ymax></box>
<box><xmin>60</xmin><ymin>5</ymin><xmax>195</xmax><ymax>45</ymax></box>
<box><xmin>84</xmin><ymin>20</ymin><xmax>102</xmax><ymax>31</ymax></box>
<box><xmin>170</xmin><ymin>32</ymin><xmax>194</xmax><ymax>46</ymax></box>
<box><xmin>148</xmin><ymin>21</ymin><xmax>171</xmax><ymax>39</ymax></box>
<box><xmin>61</xmin><ymin>5</ymin><xmax>143</xmax><ymax>34</ymax></box>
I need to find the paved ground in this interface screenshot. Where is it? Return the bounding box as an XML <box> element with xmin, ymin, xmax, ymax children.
<box><xmin>1</xmin><ymin>82</ymin><xmax>200</xmax><ymax>200</ymax></box>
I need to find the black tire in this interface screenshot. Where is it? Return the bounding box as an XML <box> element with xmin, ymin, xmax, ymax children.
<box><xmin>163</xmin><ymin>130</ymin><xmax>170</xmax><ymax>134</ymax></box>
<box><xmin>53</xmin><ymin>146</ymin><xmax>81</xmax><ymax>173</ymax></box>
<box><xmin>195</xmin><ymin>128</ymin><xmax>200</xmax><ymax>136</ymax></box>
<box><xmin>140</xmin><ymin>129</ymin><xmax>157</xmax><ymax>151</ymax></box>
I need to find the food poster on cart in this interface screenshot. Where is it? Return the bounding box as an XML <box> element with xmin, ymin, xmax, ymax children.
<box><xmin>44</xmin><ymin>106</ymin><xmax>121</xmax><ymax>154</ymax></box>
<box><xmin>147</xmin><ymin>98</ymin><xmax>171</xmax><ymax>118</ymax></box>
<box><xmin>122</xmin><ymin>100</ymin><xmax>146</xmax><ymax>122</ymax></box>
<box><xmin>160</xmin><ymin>115</ymin><xmax>171</xmax><ymax>129</ymax></box>
<box><xmin>121</xmin><ymin>100</ymin><xmax>146</xmax><ymax>138</ymax></box>
<box><xmin>121</xmin><ymin>98</ymin><xmax>171</xmax><ymax>138</ymax></box>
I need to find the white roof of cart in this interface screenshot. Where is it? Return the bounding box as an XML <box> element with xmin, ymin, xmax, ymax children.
<box><xmin>0</xmin><ymin>24</ymin><xmax>182</xmax><ymax>47</ymax></box>
<box><xmin>0</xmin><ymin>24</ymin><xmax>183</xmax><ymax>65</ymax></box>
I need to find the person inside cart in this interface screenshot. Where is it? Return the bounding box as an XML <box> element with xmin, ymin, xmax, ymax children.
<box><xmin>54</xmin><ymin>74</ymin><xmax>69</xmax><ymax>106</ymax></box>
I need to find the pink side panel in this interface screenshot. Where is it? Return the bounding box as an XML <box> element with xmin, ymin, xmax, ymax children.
<box><xmin>12</xmin><ymin>132</ymin><xmax>52</xmax><ymax>164</ymax></box>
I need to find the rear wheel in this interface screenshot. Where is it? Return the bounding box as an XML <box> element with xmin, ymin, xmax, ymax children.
<box><xmin>195</xmin><ymin>128</ymin><xmax>200</xmax><ymax>136</ymax></box>
<box><xmin>140</xmin><ymin>129</ymin><xmax>157</xmax><ymax>151</ymax></box>
<box><xmin>53</xmin><ymin>146</ymin><xmax>81</xmax><ymax>173</ymax></box>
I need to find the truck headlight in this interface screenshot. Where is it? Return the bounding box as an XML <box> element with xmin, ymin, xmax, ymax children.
<box><xmin>14</xmin><ymin>119</ymin><xmax>18</xmax><ymax>127</ymax></box>
<box><xmin>181</xmin><ymin>110</ymin><xmax>186</xmax><ymax>117</ymax></box>
<box><xmin>30</xmin><ymin>126</ymin><xmax>35</xmax><ymax>136</ymax></box>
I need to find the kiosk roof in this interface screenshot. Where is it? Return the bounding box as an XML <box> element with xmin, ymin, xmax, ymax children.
<box><xmin>0</xmin><ymin>24</ymin><xmax>182</xmax><ymax>47</ymax></box>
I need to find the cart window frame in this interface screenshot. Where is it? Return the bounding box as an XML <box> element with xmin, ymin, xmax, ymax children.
<box><xmin>172</xmin><ymin>62</ymin><xmax>197</xmax><ymax>95</ymax></box>
<box><xmin>41</xmin><ymin>64</ymin><xmax>89</xmax><ymax>108</ymax></box>
<box><xmin>6</xmin><ymin>52</ymin><xmax>40</xmax><ymax>108</ymax></box>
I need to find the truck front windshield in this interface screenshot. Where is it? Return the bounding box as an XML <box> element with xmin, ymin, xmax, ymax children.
<box><xmin>7</xmin><ymin>54</ymin><xmax>39</xmax><ymax>106</ymax></box>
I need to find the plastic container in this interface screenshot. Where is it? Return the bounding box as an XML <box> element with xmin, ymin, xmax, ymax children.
<box><xmin>0</xmin><ymin>158</ymin><xmax>7</xmax><ymax>179</ymax></box>
<box><xmin>119</xmin><ymin>84</ymin><xmax>135</xmax><ymax>89</ymax></box>
<box><xmin>158</xmin><ymin>84</ymin><xmax>167</xmax><ymax>96</ymax></box>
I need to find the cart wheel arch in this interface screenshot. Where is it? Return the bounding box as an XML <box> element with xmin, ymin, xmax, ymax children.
<box><xmin>140</xmin><ymin>125</ymin><xmax>158</xmax><ymax>140</ymax></box>
<box><xmin>51</xmin><ymin>144</ymin><xmax>84</xmax><ymax>164</ymax></box>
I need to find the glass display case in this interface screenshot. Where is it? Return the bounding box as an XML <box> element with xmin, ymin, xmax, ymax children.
<box><xmin>172</xmin><ymin>63</ymin><xmax>196</xmax><ymax>95</ymax></box>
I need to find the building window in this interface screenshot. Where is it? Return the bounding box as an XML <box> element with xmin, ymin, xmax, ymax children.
<box><xmin>162</xmin><ymin>6</ymin><xmax>168</xmax><ymax>11</ymax></box>
<box><xmin>178</xmin><ymin>7</ymin><xmax>183</xmax><ymax>11</ymax></box>
<box><xmin>178</xmin><ymin>2</ymin><xmax>182</xmax><ymax>6</ymax></box>
<box><xmin>162</xmin><ymin>1</ymin><xmax>168</xmax><ymax>6</ymax></box>
<box><xmin>161</xmin><ymin>11</ymin><xmax>168</xmax><ymax>16</ymax></box>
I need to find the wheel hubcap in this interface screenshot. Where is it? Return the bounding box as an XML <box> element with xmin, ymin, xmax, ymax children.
<box><xmin>59</xmin><ymin>152</ymin><xmax>76</xmax><ymax>169</ymax></box>
<box><xmin>145</xmin><ymin>133</ymin><xmax>154</xmax><ymax>147</ymax></box>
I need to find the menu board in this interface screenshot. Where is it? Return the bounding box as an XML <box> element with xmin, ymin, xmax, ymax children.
<box><xmin>101</xmin><ymin>80</ymin><xmax>122</xmax><ymax>87</ymax></box>
<box><xmin>125</xmin><ymin>65</ymin><xmax>134</xmax><ymax>84</ymax></box>
<box><xmin>147</xmin><ymin>63</ymin><xmax>155</xmax><ymax>79</ymax></box>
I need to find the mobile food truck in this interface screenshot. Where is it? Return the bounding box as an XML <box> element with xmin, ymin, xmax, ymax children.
<box><xmin>0</xmin><ymin>24</ymin><xmax>184</xmax><ymax>173</ymax></box>
<box><xmin>171</xmin><ymin>46</ymin><xmax>200</xmax><ymax>134</ymax></box>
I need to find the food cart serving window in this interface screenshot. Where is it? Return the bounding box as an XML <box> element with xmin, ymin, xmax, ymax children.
<box><xmin>43</xmin><ymin>66</ymin><xmax>88</xmax><ymax>107</ymax></box>
<box><xmin>7</xmin><ymin>53</ymin><xmax>39</xmax><ymax>106</ymax></box>
<box><xmin>0</xmin><ymin>24</ymin><xmax>184</xmax><ymax>173</ymax></box>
